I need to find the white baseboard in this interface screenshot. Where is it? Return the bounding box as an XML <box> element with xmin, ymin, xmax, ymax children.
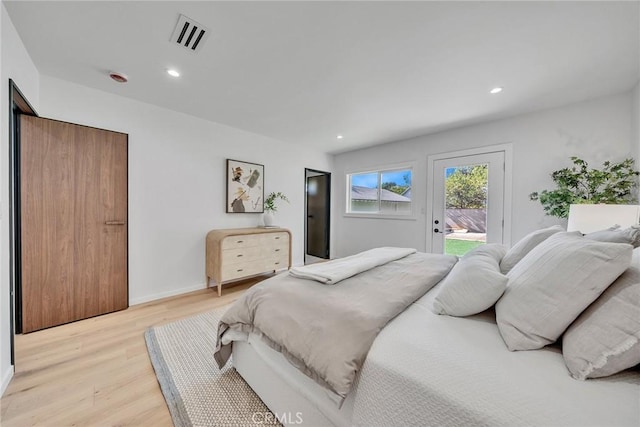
<box><xmin>129</xmin><ymin>283</ymin><xmax>208</xmax><ymax>306</ymax></box>
<box><xmin>1</xmin><ymin>365</ymin><xmax>14</xmax><ymax>397</ymax></box>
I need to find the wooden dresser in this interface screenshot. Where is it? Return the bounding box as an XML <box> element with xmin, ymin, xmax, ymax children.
<box><xmin>206</xmin><ymin>227</ymin><xmax>292</xmax><ymax>296</ymax></box>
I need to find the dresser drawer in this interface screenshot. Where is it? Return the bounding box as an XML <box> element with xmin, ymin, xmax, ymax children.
<box><xmin>221</xmin><ymin>261</ymin><xmax>265</xmax><ymax>282</ymax></box>
<box><xmin>261</xmin><ymin>244</ymin><xmax>287</xmax><ymax>259</ymax></box>
<box><xmin>261</xmin><ymin>232</ymin><xmax>289</xmax><ymax>246</ymax></box>
<box><xmin>264</xmin><ymin>254</ymin><xmax>289</xmax><ymax>271</ymax></box>
<box><xmin>222</xmin><ymin>246</ymin><xmax>264</xmax><ymax>264</ymax></box>
<box><xmin>221</xmin><ymin>234</ymin><xmax>262</xmax><ymax>250</ymax></box>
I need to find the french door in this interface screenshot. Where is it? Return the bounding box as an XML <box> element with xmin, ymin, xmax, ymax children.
<box><xmin>430</xmin><ymin>151</ymin><xmax>505</xmax><ymax>255</ymax></box>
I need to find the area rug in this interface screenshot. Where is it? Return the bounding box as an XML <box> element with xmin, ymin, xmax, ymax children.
<box><xmin>145</xmin><ymin>307</ymin><xmax>275</xmax><ymax>427</ymax></box>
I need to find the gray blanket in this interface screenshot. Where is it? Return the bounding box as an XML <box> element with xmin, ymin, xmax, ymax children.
<box><xmin>214</xmin><ymin>252</ymin><xmax>457</xmax><ymax>398</ymax></box>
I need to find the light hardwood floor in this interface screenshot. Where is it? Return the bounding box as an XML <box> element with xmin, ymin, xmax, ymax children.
<box><xmin>0</xmin><ymin>279</ymin><xmax>257</xmax><ymax>426</ymax></box>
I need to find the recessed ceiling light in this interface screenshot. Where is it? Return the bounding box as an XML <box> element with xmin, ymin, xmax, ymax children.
<box><xmin>490</xmin><ymin>87</ymin><xmax>503</xmax><ymax>94</ymax></box>
<box><xmin>167</xmin><ymin>69</ymin><xmax>180</xmax><ymax>78</ymax></box>
<box><xmin>337</xmin><ymin>135</ymin><xmax>344</xmax><ymax>139</ymax></box>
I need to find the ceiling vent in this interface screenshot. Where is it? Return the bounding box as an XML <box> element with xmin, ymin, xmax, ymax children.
<box><xmin>170</xmin><ymin>14</ymin><xmax>210</xmax><ymax>52</ymax></box>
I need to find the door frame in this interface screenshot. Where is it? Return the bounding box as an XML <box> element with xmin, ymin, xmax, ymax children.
<box><xmin>304</xmin><ymin>168</ymin><xmax>331</xmax><ymax>263</ymax></box>
<box><xmin>9</xmin><ymin>80</ymin><xmax>38</xmax><ymax>356</ymax></box>
<box><xmin>426</xmin><ymin>143</ymin><xmax>513</xmax><ymax>253</ymax></box>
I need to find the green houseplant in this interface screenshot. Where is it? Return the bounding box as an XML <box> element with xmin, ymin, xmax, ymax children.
<box><xmin>264</xmin><ymin>192</ymin><xmax>289</xmax><ymax>212</ymax></box>
<box><xmin>263</xmin><ymin>192</ymin><xmax>289</xmax><ymax>226</ymax></box>
<box><xmin>529</xmin><ymin>157</ymin><xmax>639</xmax><ymax>218</ymax></box>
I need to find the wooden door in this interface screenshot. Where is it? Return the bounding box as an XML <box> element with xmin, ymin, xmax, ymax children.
<box><xmin>20</xmin><ymin>115</ymin><xmax>128</xmax><ymax>333</ymax></box>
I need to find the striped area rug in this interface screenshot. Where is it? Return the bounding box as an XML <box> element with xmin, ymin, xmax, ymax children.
<box><xmin>145</xmin><ymin>307</ymin><xmax>275</xmax><ymax>426</ymax></box>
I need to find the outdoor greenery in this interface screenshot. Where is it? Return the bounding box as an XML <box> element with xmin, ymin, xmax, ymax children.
<box><xmin>382</xmin><ymin>172</ymin><xmax>411</xmax><ymax>195</ymax></box>
<box><xmin>445</xmin><ymin>165</ymin><xmax>488</xmax><ymax>209</ymax></box>
<box><xmin>264</xmin><ymin>192</ymin><xmax>289</xmax><ymax>212</ymax></box>
<box><xmin>529</xmin><ymin>157</ymin><xmax>639</xmax><ymax>218</ymax></box>
<box><xmin>445</xmin><ymin>238</ymin><xmax>485</xmax><ymax>256</ymax></box>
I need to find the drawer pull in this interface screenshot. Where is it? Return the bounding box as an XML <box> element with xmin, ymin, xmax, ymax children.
<box><xmin>275</xmin><ymin>262</ymin><xmax>280</xmax><ymax>265</ymax></box>
<box><xmin>237</xmin><ymin>269</ymin><xmax>244</xmax><ymax>272</ymax></box>
<box><xmin>237</xmin><ymin>240</ymin><xmax>244</xmax><ymax>244</ymax></box>
<box><xmin>275</xmin><ymin>236</ymin><xmax>280</xmax><ymax>240</ymax></box>
<box><xmin>237</xmin><ymin>254</ymin><xmax>243</xmax><ymax>257</ymax></box>
<box><xmin>275</xmin><ymin>249</ymin><xmax>280</xmax><ymax>252</ymax></box>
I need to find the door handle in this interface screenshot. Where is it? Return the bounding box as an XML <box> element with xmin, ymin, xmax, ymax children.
<box><xmin>105</xmin><ymin>220</ymin><xmax>125</xmax><ymax>225</ymax></box>
<box><xmin>307</xmin><ymin>215</ymin><xmax>314</xmax><ymax>218</ymax></box>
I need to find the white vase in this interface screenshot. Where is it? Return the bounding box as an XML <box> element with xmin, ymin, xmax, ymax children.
<box><xmin>263</xmin><ymin>211</ymin><xmax>274</xmax><ymax>227</ymax></box>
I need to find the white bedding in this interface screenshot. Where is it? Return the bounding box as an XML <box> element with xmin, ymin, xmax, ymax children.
<box><xmin>234</xmin><ymin>282</ymin><xmax>640</xmax><ymax>426</ymax></box>
<box><xmin>288</xmin><ymin>246</ymin><xmax>416</xmax><ymax>284</ymax></box>
<box><xmin>351</xmin><ymin>285</ymin><xmax>640</xmax><ymax>427</ymax></box>
<box><xmin>218</xmin><ymin>252</ymin><xmax>455</xmax><ymax>399</ymax></box>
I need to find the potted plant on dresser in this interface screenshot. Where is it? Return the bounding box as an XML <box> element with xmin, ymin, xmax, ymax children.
<box><xmin>263</xmin><ymin>192</ymin><xmax>289</xmax><ymax>227</ymax></box>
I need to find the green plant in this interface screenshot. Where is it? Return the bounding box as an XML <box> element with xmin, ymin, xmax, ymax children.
<box><xmin>264</xmin><ymin>191</ymin><xmax>289</xmax><ymax>213</ymax></box>
<box><xmin>529</xmin><ymin>157</ymin><xmax>639</xmax><ymax>218</ymax></box>
<box><xmin>446</xmin><ymin>165</ymin><xmax>488</xmax><ymax>209</ymax></box>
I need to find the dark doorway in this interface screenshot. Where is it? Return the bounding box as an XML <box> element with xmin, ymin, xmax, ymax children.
<box><xmin>305</xmin><ymin>169</ymin><xmax>331</xmax><ymax>263</ymax></box>
<box><xmin>9</xmin><ymin>80</ymin><xmax>38</xmax><ymax>361</ymax></box>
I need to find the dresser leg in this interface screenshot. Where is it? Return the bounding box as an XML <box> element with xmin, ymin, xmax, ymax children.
<box><xmin>218</xmin><ymin>283</ymin><xmax>222</xmax><ymax>297</ymax></box>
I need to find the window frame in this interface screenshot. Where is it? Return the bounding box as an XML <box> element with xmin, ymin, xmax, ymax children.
<box><xmin>345</xmin><ymin>163</ymin><xmax>416</xmax><ymax>220</ymax></box>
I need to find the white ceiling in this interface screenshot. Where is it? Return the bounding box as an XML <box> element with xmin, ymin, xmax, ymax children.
<box><xmin>4</xmin><ymin>1</ymin><xmax>640</xmax><ymax>154</ymax></box>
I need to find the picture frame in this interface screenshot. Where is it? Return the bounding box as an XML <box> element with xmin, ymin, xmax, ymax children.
<box><xmin>226</xmin><ymin>159</ymin><xmax>264</xmax><ymax>213</ymax></box>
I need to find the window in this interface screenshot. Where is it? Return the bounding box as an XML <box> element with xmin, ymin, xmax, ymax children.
<box><xmin>347</xmin><ymin>167</ymin><xmax>412</xmax><ymax>216</ymax></box>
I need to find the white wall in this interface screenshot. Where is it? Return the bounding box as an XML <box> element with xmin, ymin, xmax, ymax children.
<box><xmin>333</xmin><ymin>92</ymin><xmax>636</xmax><ymax>257</ymax></box>
<box><xmin>0</xmin><ymin>3</ymin><xmax>40</xmax><ymax>395</ymax></box>
<box><xmin>38</xmin><ymin>75</ymin><xmax>332</xmax><ymax>305</ymax></box>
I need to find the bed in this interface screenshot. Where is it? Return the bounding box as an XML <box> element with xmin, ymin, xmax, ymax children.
<box><xmin>216</xmin><ymin>242</ymin><xmax>640</xmax><ymax>426</ymax></box>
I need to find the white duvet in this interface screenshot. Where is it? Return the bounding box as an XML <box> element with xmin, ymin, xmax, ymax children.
<box><xmin>351</xmin><ymin>285</ymin><xmax>640</xmax><ymax>426</ymax></box>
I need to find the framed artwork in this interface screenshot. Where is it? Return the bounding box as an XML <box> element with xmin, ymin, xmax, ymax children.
<box><xmin>226</xmin><ymin>159</ymin><xmax>264</xmax><ymax>213</ymax></box>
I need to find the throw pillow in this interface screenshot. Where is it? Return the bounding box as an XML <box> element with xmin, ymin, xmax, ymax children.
<box><xmin>495</xmin><ymin>232</ymin><xmax>632</xmax><ymax>351</ymax></box>
<box><xmin>585</xmin><ymin>225</ymin><xmax>640</xmax><ymax>248</ymax></box>
<box><xmin>431</xmin><ymin>244</ymin><xmax>508</xmax><ymax>317</ymax></box>
<box><xmin>499</xmin><ymin>225</ymin><xmax>564</xmax><ymax>274</ymax></box>
<box><xmin>562</xmin><ymin>248</ymin><xmax>640</xmax><ymax>379</ymax></box>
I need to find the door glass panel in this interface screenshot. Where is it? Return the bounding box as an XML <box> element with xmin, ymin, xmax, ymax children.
<box><xmin>444</xmin><ymin>164</ymin><xmax>488</xmax><ymax>256</ymax></box>
<box><xmin>431</xmin><ymin>151</ymin><xmax>504</xmax><ymax>254</ymax></box>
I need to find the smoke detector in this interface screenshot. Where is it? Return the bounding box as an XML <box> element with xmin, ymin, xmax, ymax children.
<box><xmin>109</xmin><ymin>72</ymin><xmax>128</xmax><ymax>83</ymax></box>
<box><xmin>170</xmin><ymin>14</ymin><xmax>210</xmax><ymax>52</ymax></box>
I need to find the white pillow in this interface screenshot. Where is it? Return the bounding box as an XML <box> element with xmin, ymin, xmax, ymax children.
<box><xmin>562</xmin><ymin>248</ymin><xmax>640</xmax><ymax>380</ymax></box>
<box><xmin>585</xmin><ymin>225</ymin><xmax>640</xmax><ymax>248</ymax></box>
<box><xmin>431</xmin><ymin>244</ymin><xmax>508</xmax><ymax>317</ymax></box>
<box><xmin>495</xmin><ymin>232</ymin><xmax>633</xmax><ymax>351</ymax></box>
<box><xmin>499</xmin><ymin>225</ymin><xmax>564</xmax><ymax>274</ymax></box>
